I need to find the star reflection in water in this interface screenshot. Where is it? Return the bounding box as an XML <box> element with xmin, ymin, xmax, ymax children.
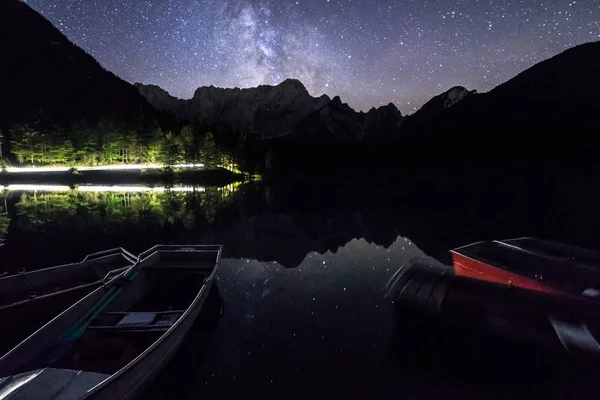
<box><xmin>180</xmin><ymin>236</ymin><xmax>600</xmax><ymax>399</ymax></box>
<box><xmin>193</xmin><ymin>236</ymin><xmax>423</xmax><ymax>398</ymax></box>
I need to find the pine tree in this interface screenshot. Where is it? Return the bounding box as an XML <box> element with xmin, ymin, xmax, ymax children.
<box><xmin>180</xmin><ymin>124</ymin><xmax>201</xmax><ymax>164</ymax></box>
<box><xmin>10</xmin><ymin>123</ymin><xmax>41</xmax><ymax>164</ymax></box>
<box><xmin>158</xmin><ymin>131</ymin><xmax>183</xmax><ymax>168</ymax></box>
<box><xmin>201</xmin><ymin>132</ymin><xmax>220</xmax><ymax>169</ymax></box>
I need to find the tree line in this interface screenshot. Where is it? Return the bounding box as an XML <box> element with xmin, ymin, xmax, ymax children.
<box><xmin>0</xmin><ymin>118</ymin><xmax>239</xmax><ymax>171</ymax></box>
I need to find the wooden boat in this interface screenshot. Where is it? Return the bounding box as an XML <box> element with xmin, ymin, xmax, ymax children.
<box><xmin>0</xmin><ymin>244</ymin><xmax>221</xmax><ymax>399</ymax></box>
<box><xmin>385</xmin><ymin>238</ymin><xmax>600</xmax><ymax>359</ymax></box>
<box><xmin>0</xmin><ymin>248</ymin><xmax>137</xmax><ymax>355</ymax></box>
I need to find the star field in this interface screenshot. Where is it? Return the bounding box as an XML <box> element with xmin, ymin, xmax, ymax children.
<box><xmin>25</xmin><ymin>0</ymin><xmax>600</xmax><ymax>113</ymax></box>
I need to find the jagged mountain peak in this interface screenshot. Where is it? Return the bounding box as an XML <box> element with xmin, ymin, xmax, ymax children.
<box><xmin>136</xmin><ymin>78</ymin><xmax>407</xmax><ymax>141</ymax></box>
<box><xmin>418</xmin><ymin>86</ymin><xmax>477</xmax><ymax>115</ymax></box>
<box><xmin>134</xmin><ymin>82</ymin><xmax>169</xmax><ymax>92</ymax></box>
<box><xmin>278</xmin><ymin>78</ymin><xmax>308</xmax><ymax>93</ymax></box>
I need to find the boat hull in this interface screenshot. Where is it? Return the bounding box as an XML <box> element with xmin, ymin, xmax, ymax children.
<box><xmin>0</xmin><ymin>249</ymin><xmax>135</xmax><ymax>356</ymax></box>
<box><xmin>451</xmin><ymin>237</ymin><xmax>600</xmax><ymax>296</ymax></box>
<box><xmin>0</xmin><ymin>245</ymin><xmax>222</xmax><ymax>400</ymax></box>
<box><xmin>0</xmin><ymin>282</ymin><xmax>100</xmax><ymax>356</ymax></box>
<box><xmin>451</xmin><ymin>251</ymin><xmax>562</xmax><ymax>295</ymax></box>
<box><xmin>88</xmin><ymin>277</ymin><xmax>214</xmax><ymax>400</ymax></box>
<box><xmin>387</xmin><ymin>240</ymin><xmax>600</xmax><ymax>360</ymax></box>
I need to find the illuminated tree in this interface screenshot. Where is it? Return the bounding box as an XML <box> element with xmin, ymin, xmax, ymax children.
<box><xmin>10</xmin><ymin>123</ymin><xmax>42</xmax><ymax>164</ymax></box>
<box><xmin>201</xmin><ymin>132</ymin><xmax>220</xmax><ymax>169</ymax></box>
<box><xmin>180</xmin><ymin>124</ymin><xmax>202</xmax><ymax>164</ymax></box>
<box><xmin>0</xmin><ymin>213</ymin><xmax>8</xmax><ymax>236</ymax></box>
<box><xmin>146</xmin><ymin>134</ymin><xmax>162</xmax><ymax>164</ymax></box>
<box><xmin>46</xmin><ymin>140</ymin><xmax>76</xmax><ymax>165</ymax></box>
<box><xmin>157</xmin><ymin>131</ymin><xmax>183</xmax><ymax>168</ymax></box>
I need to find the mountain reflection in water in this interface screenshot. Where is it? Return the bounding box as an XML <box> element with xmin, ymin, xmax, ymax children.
<box><xmin>192</xmin><ymin>237</ymin><xmax>416</xmax><ymax>398</ymax></box>
<box><xmin>2</xmin><ymin>180</ymin><xmax>600</xmax><ymax>398</ymax></box>
<box><xmin>150</xmin><ymin>237</ymin><xmax>599</xmax><ymax>399</ymax></box>
<box><xmin>2</xmin><ymin>177</ymin><xmax>599</xmax><ymax>272</ymax></box>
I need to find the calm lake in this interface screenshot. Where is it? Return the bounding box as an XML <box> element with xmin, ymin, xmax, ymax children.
<box><xmin>1</xmin><ymin>178</ymin><xmax>599</xmax><ymax>398</ymax></box>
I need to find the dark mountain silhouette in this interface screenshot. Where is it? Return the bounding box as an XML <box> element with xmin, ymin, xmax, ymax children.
<box><xmin>135</xmin><ymin>80</ymin><xmax>404</xmax><ymax>141</ymax></box>
<box><xmin>398</xmin><ymin>86</ymin><xmax>476</xmax><ymax>133</ymax></box>
<box><xmin>136</xmin><ymin>41</ymin><xmax>600</xmax><ymax>177</ymax></box>
<box><xmin>253</xmin><ymin>41</ymin><xmax>600</xmax><ymax>175</ymax></box>
<box><xmin>0</xmin><ymin>0</ymin><xmax>156</xmax><ymax>132</ymax></box>
<box><xmin>135</xmin><ymin>79</ymin><xmax>333</xmax><ymax>139</ymax></box>
<box><xmin>398</xmin><ymin>41</ymin><xmax>600</xmax><ymax>174</ymax></box>
<box><xmin>1</xmin><ymin>0</ymin><xmax>597</xmax><ymax>178</ymax></box>
<box><xmin>287</xmin><ymin>96</ymin><xmax>404</xmax><ymax>142</ymax></box>
<box><xmin>134</xmin><ymin>83</ymin><xmax>190</xmax><ymax>119</ymax></box>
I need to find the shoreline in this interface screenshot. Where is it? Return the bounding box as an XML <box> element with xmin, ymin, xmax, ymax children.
<box><xmin>0</xmin><ymin>168</ymin><xmax>245</xmax><ymax>187</ymax></box>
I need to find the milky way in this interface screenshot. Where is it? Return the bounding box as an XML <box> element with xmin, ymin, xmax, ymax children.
<box><xmin>25</xmin><ymin>0</ymin><xmax>600</xmax><ymax>113</ymax></box>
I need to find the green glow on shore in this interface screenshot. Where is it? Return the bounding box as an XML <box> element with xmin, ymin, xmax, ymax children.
<box><xmin>3</xmin><ymin>163</ymin><xmax>205</xmax><ymax>174</ymax></box>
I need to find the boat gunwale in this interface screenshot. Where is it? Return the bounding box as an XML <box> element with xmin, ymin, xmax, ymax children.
<box><xmin>452</xmin><ymin>237</ymin><xmax>600</xmax><ymax>276</ymax></box>
<box><xmin>82</xmin><ymin>248</ymin><xmax>137</xmax><ymax>264</ymax></box>
<box><xmin>497</xmin><ymin>237</ymin><xmax>600</xmax><ymax>270</ymax></box>
<box><xmin>492</xmin><ymin>240</ymin><xmax>575</xmax><ymax>264</ymax></box>
<box><xmin>84</xmin><ymin>244</ymin><xmax>222</xmax><ymax>397</ymax></box>
<box><xmin>0</xmin><ymin>265</ymin><xmax>134</xmax><ymax>311</ymax></box>
<box><xmin>0</xmin><ymin>265</ymin><xmax>138</xmax><ymax>372</ymax></box>
<box><xmin>0</xmin><ymin>249</ymin><xmax>136</xmax><ymax>285</ymax></box>
<box><xmin>449</xmin><ymin>249</ymin><xmax>508</xmax><ymax>276</ymax></box>
<box><xmin>449</xmin><ymin>248</ymin><xmax>569</xmax><ymax>295</ymax></box>
<box><xmin>0</xmin><ymin>281</ymin><xmax>100</xmax><ymax>312</ymax></box>
<box><xmin>502</xmin><ymin>236</ymin><xmax>600</xmax><ymax>257</ymax></box>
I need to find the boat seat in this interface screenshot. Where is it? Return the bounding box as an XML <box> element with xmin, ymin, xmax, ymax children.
<box><xmin>88</xmin><ymin>311</ymin><xmax>184</xmax><ymax>333</ymax></box>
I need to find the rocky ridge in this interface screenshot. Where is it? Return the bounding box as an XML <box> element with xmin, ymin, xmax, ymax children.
<box><xmin>135</xmin><ymin>79</ymin><xmax>410</xmax><ymax>140</ymax></box>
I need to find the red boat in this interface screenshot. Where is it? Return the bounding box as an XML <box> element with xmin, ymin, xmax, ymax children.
<box><xmin>385</xmin><ymin>237</ymin><xmax>600</xmax><ymax>359</ymax></box>
<box><xmin>451</xmin><ymin>237</ymin><xmax>600</xmax><ymax>297</ymax></box>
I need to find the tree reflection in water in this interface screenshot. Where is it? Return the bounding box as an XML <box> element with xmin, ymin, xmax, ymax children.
<box><xmin>0</xmin><ymin>193</ymin><xmax>8</xmax><ymax>237</ymax></box>
<box><xmin>11</xmin><ymin>184</ymin><xmax>238</xmax><ymax>229</ymax></box>
<box><xmin>0</xmin><ymin>183</ymin><xmax>239</xmax><ymax>270</ymax></box>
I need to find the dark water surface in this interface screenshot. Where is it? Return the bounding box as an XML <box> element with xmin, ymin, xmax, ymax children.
<box><xmin>1</xmin><ymin>178</ymin><xmax>600</xmax><ymax>398</ymax></box>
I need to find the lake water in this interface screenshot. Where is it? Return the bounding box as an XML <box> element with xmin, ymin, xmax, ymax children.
<box><xmin>1</xmin><ymin>179</ymin><xmax>599</xmax><ymax>398</ymax></box>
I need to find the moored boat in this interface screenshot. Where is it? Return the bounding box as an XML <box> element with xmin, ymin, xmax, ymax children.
<box><xmin>0</xmin><ymin>244</ymin><xmax>221</xmax><ymax>399</ymax></box>
<box><xmin>451</xmin><ymin>237</ymin><xmax>600</xmax><ymax>296</ymax></box>
<box><xmin>0</xmin><ymin>248</ymin><xmax>137</xmax><ymax>354</ymax></box>
<box><xmin>385</xmin><ymin>238</ymin><xmax>600</xmax><ymax>359</ymax></box>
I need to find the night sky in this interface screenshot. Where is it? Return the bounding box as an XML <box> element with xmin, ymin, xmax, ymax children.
<box><xmin>25</xmin><ymin>0</ymin><xmax>600</xmax><ymax>113</ymax></box>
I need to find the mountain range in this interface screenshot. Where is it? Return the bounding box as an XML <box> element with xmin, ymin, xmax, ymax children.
<box><xmin>1</xmin><ymin>0</ymin><xmax>599</xmax><ymax>175</ymax></box>
<box><xmin>135</xmin><ymin>40</ymin><xmax>600</xmax><ymax>152</ymax></box>
<box><xmin>134</xmin><ymin>80</ymin><xmax>409</xmax><ymax>141</ymax></box>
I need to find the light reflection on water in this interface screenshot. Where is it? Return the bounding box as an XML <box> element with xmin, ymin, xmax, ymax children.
<box><xmin>1</xmin><ymin>184</ymin><xmax>205</xmax><ymax>193</ymax></box>
<box><xmin>1</xmin><ymin>180</ymin><xmax>599</xmax><ymax>398</ymax></box>
<box><xmin>0</xmin><ymin>183</ymin><xmax>239</xmax><ymax>271</ymax></box>
<box><xmin>149</xmin><ymin>236</ymin><xmax>600</xmax><ymax>399</ymax></box>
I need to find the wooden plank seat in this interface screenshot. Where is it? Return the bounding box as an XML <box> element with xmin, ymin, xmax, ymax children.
<box><xmin>88</xmin><ymin>311</ymin><xmax>185</xmax><ymax>333</ymax></box>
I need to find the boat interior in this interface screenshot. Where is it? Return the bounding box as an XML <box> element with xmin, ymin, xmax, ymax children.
<box><xmin>0</xmin><ymin>250</ymin><xmax>134</xmax><ymax>307</ymax></box>
<box><xmin>454</xmin><ymin>238</ymin><xmax>600</xmax><ymax>295</ymax></box>
<box><xmin>12</xmin><ymin>246</ymin><xmax>219</xmax><ymax>377</ymax></box>
<box><xmin>501</xmin><ymin>237</ymin><xmax>600</xmax><ymax>268</ymax></box>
